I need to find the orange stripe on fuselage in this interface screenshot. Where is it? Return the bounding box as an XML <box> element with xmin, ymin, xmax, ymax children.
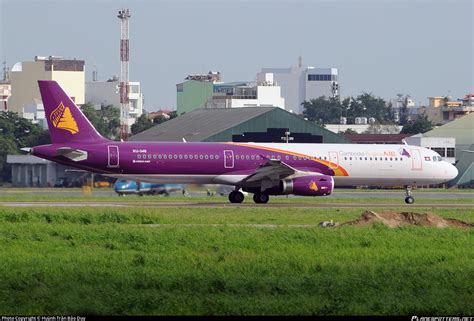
<box><xmin>228</xmin><ymin>143</ymin><xmax>349</xmax><ymax>176</ymax></box>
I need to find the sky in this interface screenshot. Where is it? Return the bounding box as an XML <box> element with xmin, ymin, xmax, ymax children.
<box><xmin>1</xmin><ymin>0</ymin><xmax>473</xmax><ymax>111</ymax></box>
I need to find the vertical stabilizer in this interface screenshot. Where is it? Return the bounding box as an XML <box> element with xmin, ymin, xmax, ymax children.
<box><xmin>38</xmin><ymin>80</ymin><xmax>108</xmax><ymax>144</ymax></box>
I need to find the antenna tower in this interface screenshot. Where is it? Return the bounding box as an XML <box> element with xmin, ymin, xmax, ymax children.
<box><xmin>117</xmin><ymin>8</ymin><xmax>131</xmax><ymax>140</ymax></box>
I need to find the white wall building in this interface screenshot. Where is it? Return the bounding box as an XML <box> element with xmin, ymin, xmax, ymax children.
<box><xmin>22</xmin><ymin>99</ymin><xmax>47</xmax><ymax>129</ymax></box>
<box><xmin>206</xmin><ymin>73</ymin><xmax>285</xmax><ymax>109</ymax></box>
<box><xmin>85</xmin><ymin>77</ymin><xmax>144</xmax><ymax>126</ymax></box>
<box><xmin>258</xmin><ymin>60</ymin><xmax>339</xmax><ymax>114</ymax></box>
<box><xmin>405</xmin><ymin>134</ymin><xmax>456</xmax><ymax>164</ymax></box>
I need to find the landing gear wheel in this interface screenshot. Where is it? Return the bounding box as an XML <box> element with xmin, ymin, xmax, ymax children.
<box><xmin>253</xmin><ymin>193</ymin><xmax>269</xmax><ymax>204</ymax></box>
<box><xmin>404</xmin><ymin>186</ymin><xmax>414</xmax><ymax>204</ymax></box>
<box><xmin>229</xmin><ymin>191</ymin><xmax>244</xmax><ymax>203</ymax></box>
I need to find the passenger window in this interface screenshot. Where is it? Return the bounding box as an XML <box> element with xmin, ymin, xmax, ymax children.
<box><xmin>163</xmin><ymin>155</ymin><xmax>167</xmax><ymax>159</ymax></box>
<box><xmin>285</xmin><ymin>156</ymin><xmax>289</xmax><ymax>160</ymax></box>
<box><xmin>189</xmin><ymin>155</ymin><xmax>193</xmax><ymax>159</ymax></box>
<box><xmin>158</xmin><ymin>154</ymin><xmax>162</xmax><ymax>159</ymax></box>
<box><xmin>293</xmin><ymin>156</ymin><xmax>297</xmax><ymax>160</ymax></box>
<box><xmin>137</xmin><ymin>154</ymin><xmax>141</xmax><ymax>159</ymax></box>
<box><xmin>210</xmin><ymin>155</ymin><xmax>214</xmax><ymax>160</ymax></box>
<box><xmin>184</xmin><ymin>155</ymin><xmax>188</xmax><ymax>159</ymax></box>
<box><xmin>205</xmin><ymin>155</ymin><xmax>209</xmax><ymax>159</ymax></box>
<box><xmin>215</xmin><ymin>155</ymin><xmax>220</xmax><ymax>160</ymax></box>
<box><xmin>179</xmin><ymin>154</ymin><xmax>183</xmax><ymax>159</ymax></box>
<box><xmin>199</xmin><ymin>155</ymin><xmax>203</xmax><ymax>160</ymax></box>
<box><xmin>251</xmin><ymin>155</ymin><xmax>255</xmax><ymax>160</ymax></box>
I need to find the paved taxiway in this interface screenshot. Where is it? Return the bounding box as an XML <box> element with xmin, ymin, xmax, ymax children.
<box><xmin>1</xmin><ymin>202</ymin><xmax>472</xmax><ymax>209</ymax></box>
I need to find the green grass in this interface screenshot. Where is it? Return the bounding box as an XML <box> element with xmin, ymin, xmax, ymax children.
<box><xmin>0</xmin><ymin>193</ymin><xmax>472</xmax><ymax>204</ymax></box>
<box><xmin>0</xmin><ymin>206</ymin><xmax>473</xmax><ymax>315</ymax></box>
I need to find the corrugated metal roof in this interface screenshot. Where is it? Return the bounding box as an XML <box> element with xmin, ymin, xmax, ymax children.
<box><xmin>424</xmin><ymin>113</ymin><xmax>474</xmax><ymax>145</ymax></box>
<box><xmin>130</xmin><ymin>107</ymin><xmax>277</xmax><ymax>142</ymax></box>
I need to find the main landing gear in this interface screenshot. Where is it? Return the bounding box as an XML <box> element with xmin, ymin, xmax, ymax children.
<box><xmin>253</xmin><ymin>192</ymin><xmax>269</xmax><ymax>204</ymax></box>
<box><xmin>228</xmin><ymin>190</ymin><xmax>245</xmax><ymax>203</ymax></box>
<box><xmin>405</xmin><ymin>186</ymin><xmax>415</xmax><ymax>204</ymax></box>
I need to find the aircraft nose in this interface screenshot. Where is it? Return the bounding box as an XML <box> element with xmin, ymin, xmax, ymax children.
<box><xmin>446</xmin><ymin>164</ymin><xmax>458</xmax><ymax>180</ymax></box>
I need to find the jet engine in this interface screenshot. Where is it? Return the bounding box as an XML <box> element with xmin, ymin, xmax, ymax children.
<box><xmin>277</xmin><ymin>175</ymin><xmax>334</xmax><ymax>196</ymax></box>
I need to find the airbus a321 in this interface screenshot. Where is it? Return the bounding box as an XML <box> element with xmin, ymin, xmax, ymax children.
<box><xmin>29</xmin><ymin>81</ymin><xmax>458</xmax><ymax>204</ymax></box>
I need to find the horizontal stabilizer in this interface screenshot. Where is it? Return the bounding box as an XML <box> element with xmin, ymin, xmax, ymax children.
<box><xmin>56</xmin><ymin>147</ymin><xmax>88</xmax><ymax>162</ymax></box>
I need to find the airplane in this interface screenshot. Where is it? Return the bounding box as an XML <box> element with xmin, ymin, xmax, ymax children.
<box><xmin>114</xmin><ymin>179</ymin><xmax>184</xmax><ymax>196</ymax></box>
<box><xmin>29</xmin><ymin>80</ymin><xmax>458</xmax><ymax>204</ymax></box>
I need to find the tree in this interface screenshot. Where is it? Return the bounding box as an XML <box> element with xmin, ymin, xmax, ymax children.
<box><xmin>0</xmin><ymin>111</ymin><xmax>51</xmax><ymax>182</ymax></box>
<box><xmin>80</xmin><ymin>103</ymin><xmax>120</xmax><ymax>139</ymax></box>
<box><xmin>0</xmin><ymin>136</ymin><xmax>18</xmax><ymax>181</ymax></box>
<box><xmin>348</xmin><ymin>93</ymin><xmax>391</xmax><ymax>123</ymax></box>
<box><xmin>401</xmin><ymin>114</ymin><xmax>434</xmax><ymax>134</ymax></box>
<box><xmin>131</xmin><ymin>114</ymin><xmax>155</xmax><ymax>135</ymax></box>
<box><xmin>338</xmin><ymin>128</ymin><xmax>358</xmax><ymax>135</ymax></box>
<box><xmin>302</xmin><ymin>97</ymin><xmax>344</xmax><ymax>124</ymax></box>
<box><xmin>0</xmin><ymin>111</ymin><xmax>50</xmax><ymax>147</ymax></box>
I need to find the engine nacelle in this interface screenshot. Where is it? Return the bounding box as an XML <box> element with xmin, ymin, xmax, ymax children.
<box><xmin>278</xmin><ymin>175</ymin><xmax>334</xmax><ymax>196</ymax></box>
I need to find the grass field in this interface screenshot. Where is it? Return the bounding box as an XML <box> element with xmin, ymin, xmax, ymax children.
<box><xmin>0</xmin><ymin>206</ymin><xmax>473</xmax><ymax>315</ymax></box>
<box><xmin>0</xmin><ymin>194</ymin><xmax>472</xmax><ymax>204</ymax></box>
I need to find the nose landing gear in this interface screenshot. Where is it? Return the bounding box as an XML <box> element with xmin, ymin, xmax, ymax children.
<box><xmin>405</xmin><ymin>186</ymin><xmax>415</xmax><ymax>204</ymax></box>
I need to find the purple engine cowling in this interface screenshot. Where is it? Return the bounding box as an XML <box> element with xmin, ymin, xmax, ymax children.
<box><xmin>278</xmin><ymin>175</ymin><xmax>334</xmax><ymax>196</ymax></box>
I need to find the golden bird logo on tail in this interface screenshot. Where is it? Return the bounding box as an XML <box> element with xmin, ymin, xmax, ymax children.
<box><xmin>50</xmin><ymin>102</ymin><xmax>79</xmax><ymax>134</ymax></box>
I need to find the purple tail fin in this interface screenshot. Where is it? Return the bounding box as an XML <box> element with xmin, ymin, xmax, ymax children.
<box><xmin>38</xmin><ymin>80</ymin><xmax>108</xmax><ymax>144</ymax></box>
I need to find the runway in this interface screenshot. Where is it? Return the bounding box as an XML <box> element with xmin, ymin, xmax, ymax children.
<box><xmin>1</xmin><ymin>201</ymin><xmax>473</xmax><ymax>209</ymax></box>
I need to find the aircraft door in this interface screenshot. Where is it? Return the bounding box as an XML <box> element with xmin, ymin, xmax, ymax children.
<box><xmin>410</xmin><ymin>149</ymin><xmax>422</xmax><ymax>170</ymax></box>
<box><xmin>108</xmin><ymin>145</ymin><xmax>120</xmax><ymax>168</ymax></box>
<box><xmin>328</xmin><ymin>151</ymin><xmax>339</xmax><ymax>169</ymax></box>
<box><xmin>224</xmin><ymin>150</ymin><xmax>234</xmax><ymax>169</ymax></box>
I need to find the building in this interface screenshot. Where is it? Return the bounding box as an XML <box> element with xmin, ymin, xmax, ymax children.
<box><xmin>176</xmin><ymin>71</ymin><xmax>221</xmax><ymax>114</ymax></box>
<box><xmin>85</xmin><ymin>76</ymin><xmax>144</xmax><ymax>126</ymax></box>
<box><xmin>419</xmin><ymin>96</ymin><xmax>472</xmax><ymax>125</ymax></box>
<box><xmin>325</xmin><ymin>124</ymin><xmax>403</xmax><ymax>134</ymax></box>
<box><xmin>176</xmin><ymin>72</ymin><xmax>285</xmax><ymax>114</ymax></box>
<box><xmin>0</xmin><ymin>82</ymin><xmax>10</xmax><ymax>112</ymax></box>
<box><xmin>405</xmin><ymin>134</ymin><xmax>456</xmax><ymax>164</ymax></box>
<box><xmin>423</xmin><ymin>113</ymin><xmax>474</xmax><ymax>161</ymax></box>
<box><xmin>22</xmin><ymin>99</ymin><xmax>47</xmax><ymax>129</ymax></box>
<box><xmin>258</xmin><ymin>58</ymin><xmax>339</xmax><ymax>114</ymax></box>
<box><xmin>6</xmin><ymin>155</ymin><xmax>77</xmax><ymax>187</ymax></box>
<box><xmin>343</xmin><ymin>134</ymin><xmax>412</xmax><ymax>144</ymax></box>
<box><xmin>206</xmin><ymin>74</ymin><xmax>285</xmax><ymax>110</ymax></box>
<box><xmin>390</xmin><ymin>95</ymin><xmax>418</xmax><ymax>123</ymax></box>
<box><xmin>9</xmin><ymin>56</ymin><xmax>85</xmax><ymax>115</ymax></box>
<box><xmin>422</xmin><ymin>113</ymin><xmax>474</xmax><ymax>187</ymax></box>
<box><xmin>130</xmin><ymin>107</ymin><xmax>349</xmax><ymax>144</ymax></box>
<box><xmin>0</xmin><ymin>62</ymin><xmax>11</xmax><ymax>111</ymax></box>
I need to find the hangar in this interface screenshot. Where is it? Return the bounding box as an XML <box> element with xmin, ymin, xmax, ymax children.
<box><xmin>130</xmin><ymin>107</ymin><xmax>350</xmax><ymax>144</ymax></box>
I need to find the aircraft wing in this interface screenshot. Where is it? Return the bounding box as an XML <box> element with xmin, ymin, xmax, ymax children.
<box><xmin>238</xmin><ymin>159</ymin><xmax>300</xmax><ymax>191</ymax></box>
<box><xmin>55</xmin><ymin>147</ymin><xmax>88</xmax><ymax>162</ymax></box>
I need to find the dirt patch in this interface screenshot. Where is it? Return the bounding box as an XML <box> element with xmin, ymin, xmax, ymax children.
<box><xmin>341</xmin><ymin>210</ymin><xmax>474</xmax><ymax>229</ymax></box>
